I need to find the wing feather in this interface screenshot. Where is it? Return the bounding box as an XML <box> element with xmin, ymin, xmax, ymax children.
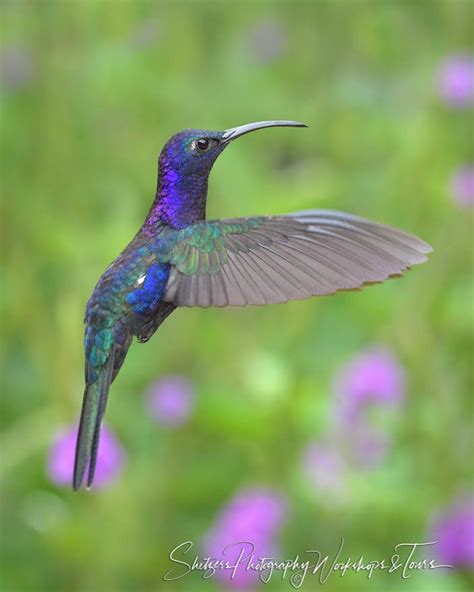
<box><xmin>161</xmin><ymin>210</ymin><xmax>432</xmax><ymax>307</ymax></box>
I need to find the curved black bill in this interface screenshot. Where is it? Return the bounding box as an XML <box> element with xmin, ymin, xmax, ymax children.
<box><xmin>221</xmin><ymin>120</ymin><xmax>307</xmax><ymax>143</ymax></box>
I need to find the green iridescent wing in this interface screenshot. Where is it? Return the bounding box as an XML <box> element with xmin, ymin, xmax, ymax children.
<box><xmin>161</xmin><ymin>210</ymin><xmax>432</xmax><ymax>307</ymax></box>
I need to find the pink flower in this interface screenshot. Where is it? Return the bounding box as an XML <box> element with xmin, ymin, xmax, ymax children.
<box><xmin>146</xmin><ymin>376</ymin><xmax>194</xmax><ymax>427</ymax></box>
<box><xmin>0</xmin><ymin>47</ymin><xmax>34</xmax><ymax>92</ymax></box>
<box><xmin>451</xmin><ymin>166</ymin><xmax>474</xmax><ymax>207</ymax></box>
<box><xmin>437</xmin><ymin>55</ymin><xmax>474</xmax><ymax>108</ymax></box>
<box><xmin>204</xmin><ymin>488</ymin><xmax>288</xmax><ymax>589</ymax></box>
<box><xmin>301</xmin><ymin>441</ymin><xmax>345</xmax><ymax>494</ymax></box>
<box><xmin>430</xmin><ymin>496</ymin><xmax>474</xmax><ymax>568</ymax></box>
<box><xmin>47</xmin><ymin>425</ymin><xmax>126</xmax><ymax>489</ymax></box>
<box><xmin>333</xmin><ymin>347</ymin><xmax>405</xmax><ymax>423</ymax></box>
<box><xmin>248</xmin><ymin>19</ymin><xmax>287</xmax><ymax>63</ymax></box>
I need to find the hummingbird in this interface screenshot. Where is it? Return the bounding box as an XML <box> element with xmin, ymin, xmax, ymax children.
<box><xmin>73</xmin><ymin>120</ymin><xmax>432</xmax><ymax>490</ymax></box>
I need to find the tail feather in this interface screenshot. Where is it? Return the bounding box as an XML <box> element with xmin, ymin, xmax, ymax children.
<box><xmin>73</xmin><ymin>350</ymin><xmax>115</xmax><ymax>491</ymax></box>
<box><xmin>87</xmin><ymin>347</ymin><xmax>115</xmax><ymax>488</ymax></box>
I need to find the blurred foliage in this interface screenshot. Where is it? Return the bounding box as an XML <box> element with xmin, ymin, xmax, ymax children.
<box><xmin>0</xmin><ymin>1</ymin><xmax>473</xmax><ymax>591</ymax></box>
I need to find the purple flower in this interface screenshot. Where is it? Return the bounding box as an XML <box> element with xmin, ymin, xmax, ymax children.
<box><xmin>301</xmin><ymin>441</ymin><xmax>345</xmax><ymax>494</ymax></box>
<box><xmin>346</xmin><ymin>420</ymin><xmax>391</xmax><ymax>467</ymax></box>
<box><xmin>451</xmin><ymin>166</ymin><xmax>474</xmax><ymax>207</ymax></box>
<box><xmin>333</xmin><ymin>347</ymin><xmax>405</xmax><ymax>423</ymax></box>
<box><xmin>146</xmin><ymin>376</ymin><xmax>194</xmax><ymax>427</ymax></box>
<box><xmin>430</xmin><ymin>497</ymin><xmax>474</xmax><ymax>569</ymax></box>
<box><xmin>47</xmin><ymin>425</ymin><xmax>126</xmax><ymax>489</ymax></box>
<box><xmin>248</xmin><ymin>19</ymin><xmax>287</xmax><ymax>63</ymax></box>
<box><xmin>204</xmin><ymin>488</ymin><xmax>288</xmax><ymax>589</ymax></box>
<box><xmin>0</xmin><ymin>47</ymin><xmax>34</xmax><ymax>92</ymax></box>
<box><xmin>437</xmin><ymin>55</ymin><xmax>474</xmax><ymax>108</ymax></box>
<box><xmin>129</xmin><ymin>19</ymin><xmax>161</xmax><ymax>49</ymax></box>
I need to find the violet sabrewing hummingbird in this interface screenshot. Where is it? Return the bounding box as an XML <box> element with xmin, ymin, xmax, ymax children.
<box><xmin>73</xmin><ymin>120</ymin><xmax>432</xmax><ymax>490</ymax></box>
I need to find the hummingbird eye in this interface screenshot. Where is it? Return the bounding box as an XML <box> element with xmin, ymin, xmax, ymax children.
<box><xmin>193</xmin><ymin>138</ymin><xmax>219</xmax><ymax>153</ymax></box>
<box><xmin>197</xmin><ymin>138</ymin><xmax>210</xmax><ymax>151</ymax></box>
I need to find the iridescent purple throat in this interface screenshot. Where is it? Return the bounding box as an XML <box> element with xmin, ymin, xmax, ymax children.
<box><xmin>144</xmin><ymin>153</ymin><xmax>209</xmax><ymax>233</ymax></box>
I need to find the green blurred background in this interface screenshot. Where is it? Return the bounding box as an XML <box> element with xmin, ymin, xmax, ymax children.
<box><xmin>1</xmin><ymin>1</ymin><xmax>472</xmax><ymax>591</ymax></box>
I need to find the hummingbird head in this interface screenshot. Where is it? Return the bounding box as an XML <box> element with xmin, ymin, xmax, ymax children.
<box><xmin>153</xmin><ymin>121</ymin><xmax>307</xmax><ymax>229</ymax></box>
<box><xmin>159</xmin><ymin>121</ymin><xmax>307</xmax><ymax>178</ymax></box>
<box><xmin>158</xmin><ymin>128</ymin><xmax>228</xmax><ymax>179</ymax></box>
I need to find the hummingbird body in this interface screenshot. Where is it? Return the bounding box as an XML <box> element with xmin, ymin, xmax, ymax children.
<box><xmin>74</xmin><ymin>121</ymin><xmax>432</xmax><ymax>490</ymax></box>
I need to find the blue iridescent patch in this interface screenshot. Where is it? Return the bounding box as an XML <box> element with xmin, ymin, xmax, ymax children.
<box><xmin>126</xmin><ymin>263</ymin><xmax>170</xmax><ymax>314</ymax></box>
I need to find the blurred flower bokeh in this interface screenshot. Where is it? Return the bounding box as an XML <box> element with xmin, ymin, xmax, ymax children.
<box><xmin>301</xmin><ymin>440</ymin><xmax>346</xmax><ymax>497</ymax></box>
<box><xmin>302</xmin><ymin>346</ymin><xmax>404</xmax><ymax>499</ymax></box>
<box><xmin>0</xmin><ymin>46</ymin><xmax>34</xmax><ymax>92</ymax></box>
<box><xmin>47</xmin><ymin>425</ymin><xmax>126</xmax><ymax>489</ymax></box>
<box><xmin>333</xmin><ymin>347</ymin><xmax>405</xmax><ymax>423</ymax></box>
<box><xmin>146</xmin><ymin>375</ymin><xmax>195</xmax><ymax>427</ymax></box>
<box><xmin>451</xmin><ymin>166</ymin><xmax>474</xmax><ymax>208</ymax></box>
<box><xmin>247</xmin><ymin>18</ymin><xmax>287</xmax><ymax>64</ymax></box>
<box><xmin>204</xmin><ymin>488</ymin><xmax>288</xmax><ymax>589</ymax></box>
<box><xmin>429</xmin><ymin>497</ymin><xmax>474</xmax><ymax>569</ymax></box>
<box><xmin>1</xmin><ymin>3</ymin><xmax>472</xmax><ymax>592</ymax></box>
<box><xmin>437</xmin><ymin>55</ymin><xmax>474</xmax><ymax>108</ymax></box>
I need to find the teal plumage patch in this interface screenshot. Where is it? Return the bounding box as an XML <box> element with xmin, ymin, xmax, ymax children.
<box><xmin>158</xmin><ymin>218</ymin><xmax>265</xmax><ymax>276</ymax></box>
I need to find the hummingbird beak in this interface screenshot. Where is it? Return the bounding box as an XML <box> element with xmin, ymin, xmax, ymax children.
<box><xmin>221</xmin><ymin>120</ymin><xmax>308</xmax><ymax>143</ymax></box>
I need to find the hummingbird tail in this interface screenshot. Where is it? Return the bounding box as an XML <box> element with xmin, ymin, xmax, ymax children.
<box><xmin>73</xmin><ymin>349</ymin><xmax>115</xmax><ymax>491</ymax></box>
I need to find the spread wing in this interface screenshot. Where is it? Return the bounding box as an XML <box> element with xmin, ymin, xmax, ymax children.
<box><xmin>161</xmin><ymin>210</ymin><xmax>432</xmax><ymax>307</ymax></box>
